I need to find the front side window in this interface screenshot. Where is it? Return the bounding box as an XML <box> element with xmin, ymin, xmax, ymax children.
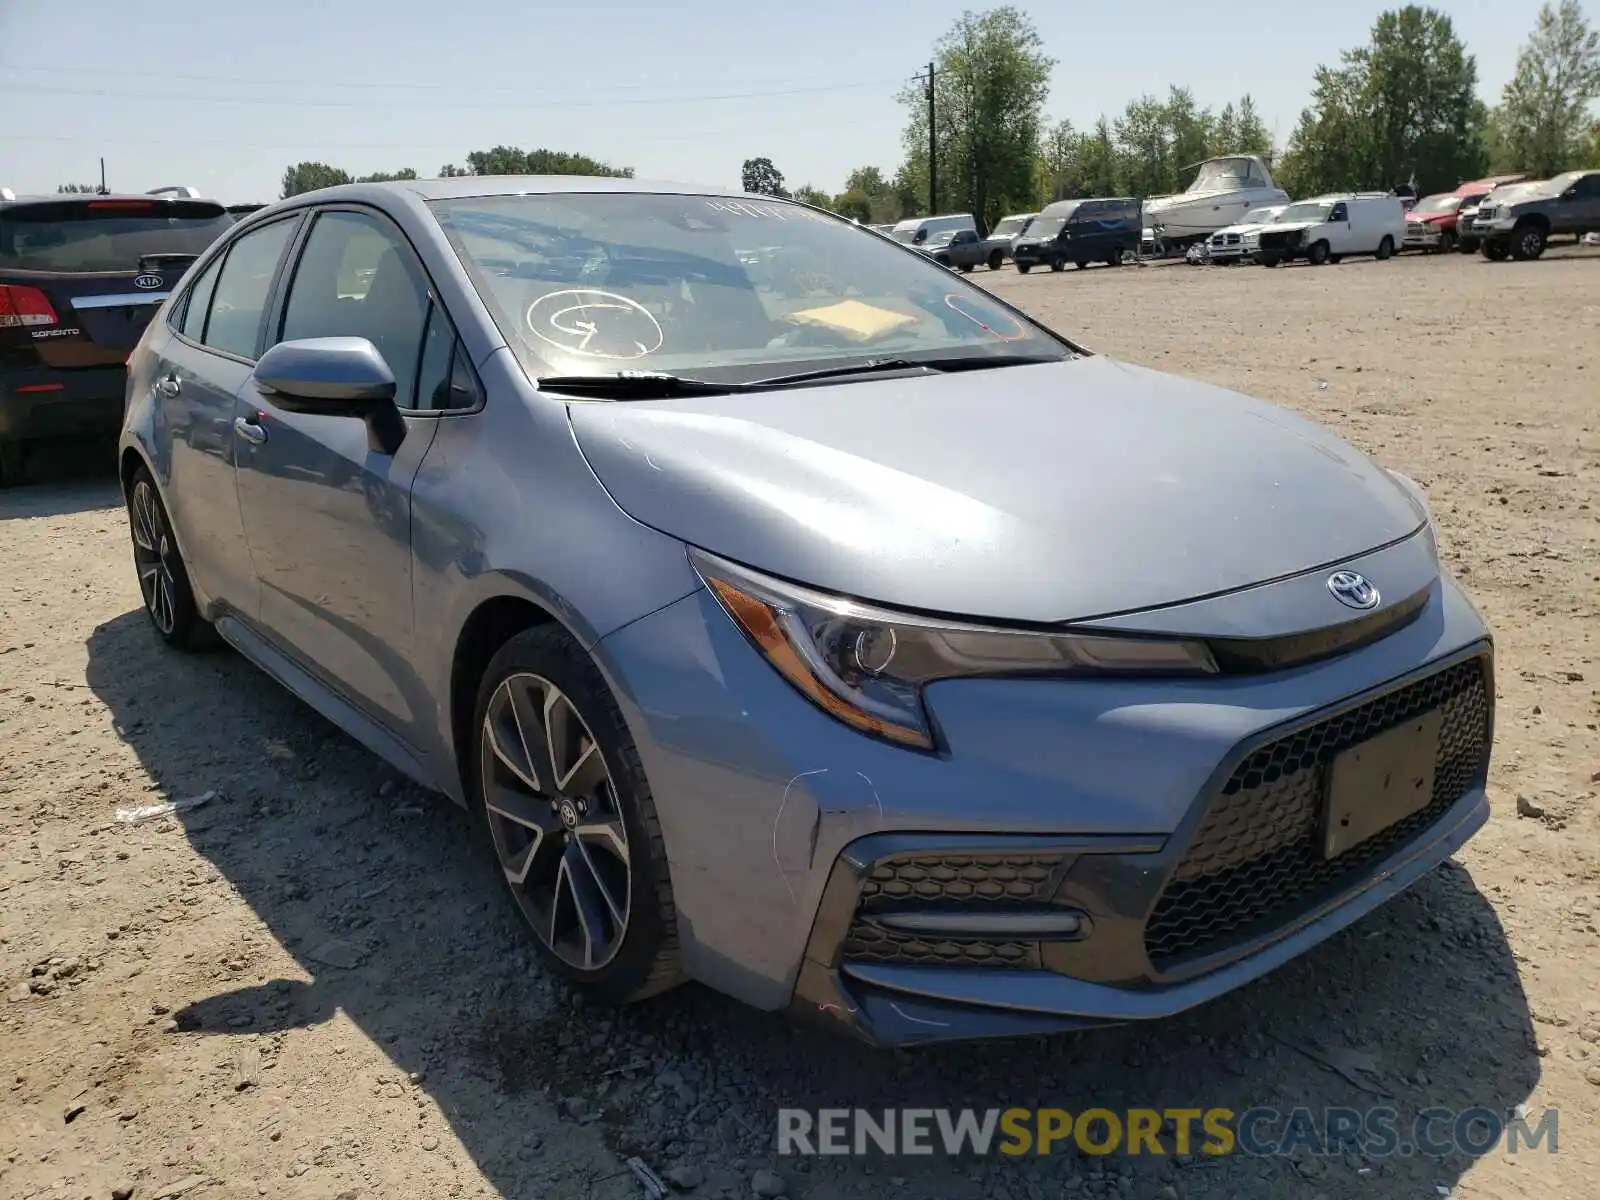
<box><xmin>1329</xmin><ymin>203</ymin><xmax>1349</xmax><ymax>222</ymax></box>
<box><xmin>278</xmin><ymin>210</ymin><xmax>430</xmax><ymax>405</ymax></box>
<box><xmin>430</xmin><ymin>193</ymin><xmax>1070</xmax><ymax>384</ymax></box>
<box><xmin>202</xmin><ymin>218</ymin><xmax>297</xmax><ymax>359</ymax></box>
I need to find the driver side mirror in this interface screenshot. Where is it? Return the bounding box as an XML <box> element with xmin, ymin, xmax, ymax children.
<box><xmin>253</xmin><ymin>336</ymin><xmax>406</xmax><ymax>455</ymax></box>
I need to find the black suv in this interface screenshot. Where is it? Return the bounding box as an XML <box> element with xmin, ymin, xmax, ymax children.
<box><xmin>1</xmin><ymin>189</ymin><xmax>234</xmax><ymax>484</ymax></box>
<box><xmin>1473</xmin><ymin>170</ymin><xmax>1600</xmax><ymax>260</ymax></box>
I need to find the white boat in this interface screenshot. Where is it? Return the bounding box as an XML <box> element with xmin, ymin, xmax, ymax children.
<box><xmin>1143</xmin><ymin>155</ymin><xmax>1289</xmax><ymax>245</ymax></box>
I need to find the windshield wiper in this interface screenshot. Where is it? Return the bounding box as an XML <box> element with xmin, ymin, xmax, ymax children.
<box><xmin>748</xmin><ymin>353</ymin><xmax>1061</xmax><ymax>388</ymax></box>
<box><xmin>536</xmin><ymin>371</ymin><xmax>743</xmax><ymax>398</ymax></box>
<box><xmin>538</xmin><ymin>353</ymin><xmax>1063</xmax><ymax>400</ymax></box>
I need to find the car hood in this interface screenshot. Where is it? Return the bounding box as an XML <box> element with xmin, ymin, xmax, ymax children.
<box><xmin>567</xmin><ymin>357</ymin><xmax>1424</xmax><ymax>623</ymax></box>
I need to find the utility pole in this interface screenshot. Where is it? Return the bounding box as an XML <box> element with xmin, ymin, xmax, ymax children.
<box><xmin>925</xmin><ymin>61</ymin><xmax>937</xmax><ymax>215</ymax></box>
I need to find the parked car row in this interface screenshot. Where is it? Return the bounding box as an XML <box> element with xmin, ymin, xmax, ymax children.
<box><xmin>1191</xmin><ymin>170</ymin><xmax>1600</xmax><ymax>269</ymax></box>
<box><xmin>1</xmin><ymin>185</ymin><xmax>265</xmax><ymax>484</ymax></box>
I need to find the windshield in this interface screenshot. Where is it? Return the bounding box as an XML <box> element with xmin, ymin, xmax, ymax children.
<box><xmin>1410</xmin><ymin>195</ymin><xmax>1462</xmax><ymax>215</ymax></box>
<box><xmin>1543</xmin><ymin>171</ymin><xmax>1585</xmax><ymax>194</ymax></box>
<box><xmin>0</xmin><ymin>199</ymin><xmax>232</xmax><ymax>272</ymax></box>
<box><xmin>1025</xmin><ymin>215</ymin><xmax>1068</xmax><ymax>238</ymax></box>
<box><xmin>923</xmin><ymin>230</ymin><xmax>956</xmax><ymax>248</ymax></box>
<box><xmin>1188</xmin><ymin>158</ymin><xmax>1257</xmax><ymax>192</ymax></box>
<box><xmin>889</xmin><ymin>227</ymin><xmax>919</xmax><ymax>243</ymax></box>
<box><xmin>1241</xmin><ymin>207</ymin><xmax>1281</xmax><ymax>224</ymax></box>
<box><xmin>431</xmin><ymin>193</ymin><xmax>1070</xmax><ymax>383</ymax></box>
<box><xmin>1277</xmin><ymin>201</ymin><xmax>1333</xmax><ymax>223</ymax></box>
<box><xmin>991</xmin><ymin>216</ymin><xmax>1032</xmax><ymax>237</ymax></box>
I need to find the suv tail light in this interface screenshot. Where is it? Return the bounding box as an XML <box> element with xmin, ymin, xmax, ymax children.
<box><xmin>0</xmin><ymin>284</ymin><xmax>60</xmax><ymax>328</ymax></box>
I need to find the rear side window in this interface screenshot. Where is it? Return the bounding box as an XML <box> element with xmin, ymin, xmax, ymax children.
<box><xmin>179</xmin><ymin>255</ymin><xmax>224</xmax><ymax>342</ymax></box>
<box><xmin>202</xmin><ymin>219</ymin><xmax>297</xmax><ymax>359</ymax></box>
<box><xmin>0</xmin><ymin>199</ymin><xmax>233</xmax><ymax>273</ymax></box>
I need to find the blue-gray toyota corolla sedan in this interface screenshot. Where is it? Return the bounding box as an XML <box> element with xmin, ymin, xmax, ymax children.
<box><xmin>119</xmin><ymin>177</ymin><xmax>1494</xmax><ymax>1047</ymax></box>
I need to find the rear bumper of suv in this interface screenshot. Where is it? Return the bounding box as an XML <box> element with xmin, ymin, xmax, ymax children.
<box><xmin>0</xmin><ymin>364</ymin><xmax>125</xmax><ymax>441</ymax></box>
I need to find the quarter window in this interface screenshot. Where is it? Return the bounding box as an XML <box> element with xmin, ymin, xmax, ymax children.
<box><xmin>202</xmin><ymin>219</ymin><xmax>296</xmax><ymax>359</ymax></box>
<box><xmin>278</xmin><ymin>210</ymin><xmax>430</xmax><ymax>407</ymax></box>
<box><xmin>178</xmin><ymin>254</ymin><xmax>223</xmax><ymax>342</ymax></box>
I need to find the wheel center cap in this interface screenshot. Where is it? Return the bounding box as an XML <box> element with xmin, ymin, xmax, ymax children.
<box><xmin>558</xmin><ymin>799</ymin><xmax>579</xmax><ymax>829</ymax></box>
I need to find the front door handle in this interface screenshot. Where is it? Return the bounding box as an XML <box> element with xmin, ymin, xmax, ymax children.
<box><xmin>157</xmin><ymin>373</ymin><xmax>181</xmax><ymax>398</ymax></box>
<box><xmin>233</xmin><ymin>415</ymin><xmax>267</xmax><ymax>445</ymax></box>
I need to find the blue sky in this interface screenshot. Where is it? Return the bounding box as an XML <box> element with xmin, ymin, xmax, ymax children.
<box><xmin>0</xmin><ymin>0</ymin><xmax>1552</xmax><ymax>202</ymax></box>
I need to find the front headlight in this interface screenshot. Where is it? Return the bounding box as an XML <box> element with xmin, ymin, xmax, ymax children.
<box><xmin>690</xmin><ymin>549</ymin><xmax>1218</xmax><ymax>750</ymax></box>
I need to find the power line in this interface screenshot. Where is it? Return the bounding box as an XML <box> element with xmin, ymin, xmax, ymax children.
<box><xmin>2</xmin><ymin>77</ymin><xmax>906</xmax><ymax>112</ymax></box>
<box><xmin>0</xmin><ymin>62</ymin><xmax>879</xmax><ymax>96</ymax></box>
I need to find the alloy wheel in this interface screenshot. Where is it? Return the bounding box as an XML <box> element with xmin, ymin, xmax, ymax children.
<box><xmin>480</xmin><ymin>671</ymin><xmax>631</xmax><ymax>971</ymax></box>
<box><xmin>130</xmin><ymin>480</ymin><xmax>179</xmax><ymax>635</ymax></box>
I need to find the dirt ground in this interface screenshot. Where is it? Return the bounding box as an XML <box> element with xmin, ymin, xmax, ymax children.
<box><xmin>2</xmin><ymin>245</ymin><xmax>1597</xmax><ymax>1200</ymax></box>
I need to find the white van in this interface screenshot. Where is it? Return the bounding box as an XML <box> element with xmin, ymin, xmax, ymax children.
<box><xmin>888</xmin><ymin>213</ymin><xmax>977</xmax><ymax>247</ymax></box>
<box><xmin>1254</xmin><ymin>193</ymin><xmax>1407</xmax><ymax>266</ymax></box>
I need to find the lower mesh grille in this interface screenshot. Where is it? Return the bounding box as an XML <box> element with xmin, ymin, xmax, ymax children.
<box><xmin>843</xmin><ymin>850</ymin><xmax>1070</xmax><ymax>968</ymax></box>
<box><xmin>1144</xmin><ymin>656</ymin><xmax>1490</xmax><ymax>967</ymax></box>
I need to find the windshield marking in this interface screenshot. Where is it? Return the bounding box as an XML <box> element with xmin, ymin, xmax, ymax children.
<box><xmin>525</xmin><ymin>289</ymin><xmax>665</xmax><ymax>360</ymax></box>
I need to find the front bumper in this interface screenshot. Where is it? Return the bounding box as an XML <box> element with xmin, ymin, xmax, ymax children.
<box><xmin>595</xmin><ymin>569</ymin><xmax>1494</xmax><ymax>1047</ymax></box>
<box><xmin>1404</xmin><ymin>226</ymin><xmax>1443</xmax><ymax>248</ymax></box>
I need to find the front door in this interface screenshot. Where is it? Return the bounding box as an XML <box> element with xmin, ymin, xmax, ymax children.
<box><xmin>233</xmin><ymin>207</ymin><xmax>446</xmax><ymax>737</ymax></box>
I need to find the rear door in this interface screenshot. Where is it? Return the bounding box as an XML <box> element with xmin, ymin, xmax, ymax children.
<box><xmin>0</xmin><ymin>197</ymin><xmax>233</xmax><ymax>384</ymax></box>
<box><xmin>153</xmin><ymin>214</ymin><xmax>303</xmax><ymax>613</ymax></box>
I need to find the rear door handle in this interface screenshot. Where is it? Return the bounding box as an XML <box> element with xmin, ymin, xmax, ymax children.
<box><xmin>233</xmin><ymin>415</ymin><xmax>267</xmax><ymax>445</ymax></box>
<box><xmin>157</xmin><ymin>373</ymin><xmax>182</xmax><ymax>398</ymax></box>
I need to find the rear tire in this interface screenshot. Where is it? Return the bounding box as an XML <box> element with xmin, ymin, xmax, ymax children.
<box><xmin>126</xmin><ymin>466</ymin><xmax>218</xmax><ymax>651</ymax></box>
<box><xmin>1482</xmin><ymin>239</ymin><xmax>1510</xmax><ymax>261</ymax></box>
<box><xmin>987</xmin><ymin>250</ymin><xmax>1005</xmax><ymax>271</ymax></box>
<box><xmin>1106</xmin><ymin>247</ymin><xmax>1125</xmax><ymax>266</ymax></box>
<box><xmin>1016</xmin><ymin>263</ymin><xmax>1031</xmax><ymax>273</ymax></box>
<box><xmin>470</xmin><ymin>625</ymin><xmax>682</xmax><ymax>1004</ymax></box>
<box><xmin>0</xmin><ymin>440</ymin><xmax>23</xmax><ymax>489</ymax></box>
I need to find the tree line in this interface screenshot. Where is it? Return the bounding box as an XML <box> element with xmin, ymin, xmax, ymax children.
<box><xmin>751</xmin><ymin>1</ymin><xmax>1600</xmax><ymax>231</ymax></box>
<box><xmin>276</xmin><ymin>146</ymin><xmax>632</xmax><ymax>199</ymax></box>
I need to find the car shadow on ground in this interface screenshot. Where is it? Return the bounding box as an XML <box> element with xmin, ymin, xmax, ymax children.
<box><xmin>0</xmin><ymin>438</ymin><xmax>121</xmax><ymax>521</ymax></box>
<box><xmin>84</xmin><ymin>608</ymin><xmax>1542</xmax><ymax>1200</ymax></box>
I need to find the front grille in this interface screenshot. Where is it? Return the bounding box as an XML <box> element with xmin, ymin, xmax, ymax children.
<box><xmin>843</xmin><ymin>850</ymin><xmax>1070</xmax><ymax>968</ymax></box>
<box><xmin>1144</xmin><ymin>656</ymin><xmax>1490</xmax><ymax>967</ymax></box>
<box><xmin>1477</xmin><ymin>205</ymin><xmax>1498</xmax><ymax>221</ymax></box>
<box><xmin>1258</xmin><ymin>230</ymin><xmax>1297</xmax><ymax>250</ymax></box>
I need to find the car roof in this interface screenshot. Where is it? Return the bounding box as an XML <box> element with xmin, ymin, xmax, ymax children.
<box><xmin>0</xmin><ymin>190</ymin><xmax>226</xmax><ymax>208</ymax></box>
<box><xmin>281</xmin><ymin>175</ymin><xmax>752</xmax><ymax>205</ymax></box>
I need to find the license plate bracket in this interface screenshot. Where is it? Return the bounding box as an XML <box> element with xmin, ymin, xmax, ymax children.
<box><xmin>1323</xmin><ymin>709</ymin><xmax>1442</xmax><ymax>859</ymax></box>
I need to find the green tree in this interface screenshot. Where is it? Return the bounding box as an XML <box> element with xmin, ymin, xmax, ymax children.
<box><xmin>838</xmin><ymin>166</ymin><xmax>900</xmax><ymax>221</ymax></box>
<box><xmin>898</xmin><ymin>6</ymin><xmax>1054</xmax><ymax>229</ymax></box>
<box><xmin>280</xmin><ymin>162</ymin><xmax>353</xmax><ymax>198</ymax></box>
<box><xmin>832</xmin><ymin>189</ymin><xmax>875</xmax><ymax>222</ymax></box>
<box><xmin>790</xmin><ymin>184</ymin><xmax>833</xmax><ymax>208</ymax></box>
<box><xmin>1491</xmin><ymin>0</ymin><xmax>1600</xmax><ymax>176</ymax></box>
<box><xmin>1277</xmin><ymin>6</ymin><xmax>1486</xmax><ymax>197</ymax></box>
<box><xmin>741</xmin><ymin>157</ymin><xmax>788</xmax><ymax>197</ymax></box>
<box><xmin>356</xmin><ymin>168</ymin><xmax>419</xmax><ymax>183</ymax></box>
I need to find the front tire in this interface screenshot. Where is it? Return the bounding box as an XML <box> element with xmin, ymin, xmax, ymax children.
<box><xmin>1482</xmin><ymin>239</ymin><xmax>1510</xmax><ymax>261</ymax></box>
<box><xmin>1016</xmin><ymin>263</ymin><xmax>1032</xmax><ymax>273</ymax></box>
<box><xmin>1510</xmin><ymin>223</ymin><xmax>1546</xmax><ymax>261</ymax></box>
<box><xmin>957</xmin><ymin>262</ymin><xmax>974</xmax><ymax>273</ymax></box>
<box><xmin>1049</xmin><ymin>259</ymin><xmax>1065</xmax><ymax>272</ymax></box>
<box><xmin>126</xmin><ymin>466</ymin><xmax>216</xmax><ymax>650</ymax></box>
<box><xmin>1307</xmin><ymin>240</ymin><xmax>1331</xmax><ymax>266</ymax></box>
<box><xmin>471</xmin><ymin>625</ymin><xmax>682</xmax><ymax>1004</ymax></box>
<box><xmin>987</xmin><ymin>250</ymin><xmax>1005</xmax><ymax>271</ymax></box>
<box><xmin>1439</xmin><ymin>230</ymin><xmax>1456</xmax><ymax>254</ymax></box>
<box><xmin>1375</xmin><ymin>236</ymin><xmax>1395</xmax><ymax>260</ymax></box>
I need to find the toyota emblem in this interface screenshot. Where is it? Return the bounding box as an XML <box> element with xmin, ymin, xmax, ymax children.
<box><xmin>1327</xmin><ymin>571</ymin><xmax>1380</xmax><ymax>610</ymax></box>
<box><xmin>133</xmin><ymin>274</ymin><xmax>163</xmax><ymax>290</ymax></box>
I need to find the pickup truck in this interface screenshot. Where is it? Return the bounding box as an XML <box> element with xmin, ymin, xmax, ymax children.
<box><xmin>1474</xmin><ymin>170</ymin><xmax>1600</xmax><ymax>260</ymax></box>
<box><xmin>917</xmin><ymin>228</ymin><xmax>986</xmax><ymax>272</ymax></box>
